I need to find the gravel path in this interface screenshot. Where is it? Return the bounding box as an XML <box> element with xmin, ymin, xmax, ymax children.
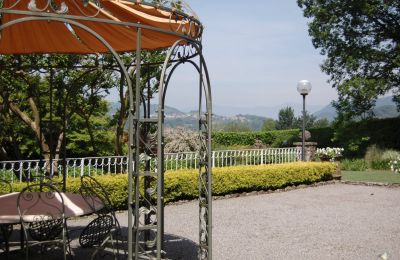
<box><xmin>160</xmin><ymin>183</ymin><xmax>400</xmax><ymax>260</ymax></box>
<box><xmin>6</xmin><ymin>183</ymin><xmax>400</xmax><ymax>259</ymax></box>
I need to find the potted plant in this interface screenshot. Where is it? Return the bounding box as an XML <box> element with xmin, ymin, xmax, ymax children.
<box><xmin>315</xmin><ymin>147</ymin><xmax>344</xmax><ymax>162</ymax></box>
<box><xmin>315</xmin><ymin>147</ymin><xmax>344</xmax><ymax>180</ymax></box>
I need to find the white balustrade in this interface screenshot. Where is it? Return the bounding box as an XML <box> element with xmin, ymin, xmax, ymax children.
<box><xmin>0</xmin><ymin>148</ymin><xmax>299</xmax><ymax>182</ymax></box>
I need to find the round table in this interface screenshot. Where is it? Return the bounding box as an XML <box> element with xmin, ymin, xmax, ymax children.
<box><xmin>0</xmin><ymin>192</ymin><xmax>104</xmax><ymax>224</ymax></box>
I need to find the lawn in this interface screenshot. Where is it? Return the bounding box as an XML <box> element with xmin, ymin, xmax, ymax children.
<box><xmin>342</xmin><ymin>170</ymin><xmax>400</xmax><ymax>184</ymax></box>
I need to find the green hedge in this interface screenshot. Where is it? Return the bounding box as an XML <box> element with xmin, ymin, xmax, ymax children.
<box><xmin>334</xmin><ymin>117</ymin><xmax>400</xmax><ymax>157</ymax></box>
<box><xmin>212</xmin><ymin>129</ymin><xmax>300</xmax><ymax>147</ymax></box>
<box><xmin>4</xmin><ymin>162</ymin><xmax>336</xmax><ymax>210</ymax></box>
<box><xmin>309</xmin><ymin>127</ymin><xmax>335</xmax><ymax>148</ymax></box>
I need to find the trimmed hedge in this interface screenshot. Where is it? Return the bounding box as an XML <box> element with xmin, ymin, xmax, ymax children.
<box><xmin>309</xmin><ymin>127</ymin><xmax>335</xmax><ymax>148</ymax></box>
<box><xmin>4</xmin><ymin>162</ymin><xmax>336</xmax><ymax>210</ymax></box>
<box><xmin>212</xmin><ymin>129</ymin><xmax>300</xmax><ymax>147</ymax></box>
<box><xmin>334</xmin><ymin>117</ymin><xmax>400</xmax><ymax>157</ymax></box>
<box><xmin>165</xmin><ymin>162</ymin><xmax>335</xmax><ymax>202</ymax></box>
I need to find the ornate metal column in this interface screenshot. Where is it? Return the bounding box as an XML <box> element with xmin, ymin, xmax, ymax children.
<box><xmin>158</xmin><ymin>40</ymin><xmax>213</xmax><ymax>260</ymax></box>
<box><xmin>130</xmin><ymin>28</ymin><xmax>163</xmax><ymax>260</ymax></box>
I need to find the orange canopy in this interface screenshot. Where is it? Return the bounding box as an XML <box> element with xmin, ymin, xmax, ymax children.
<box><xmin>0</xmin><ymin>0</ymin><xmax>202</xmax><ymax>54</ymax></box>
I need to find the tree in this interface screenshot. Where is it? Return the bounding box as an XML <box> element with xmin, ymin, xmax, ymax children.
<box><xmin>164</xmin><ymin>127</ymin><xmax>199</xmax><ymax>153</ymax></box>
<box><xmin>276</xmin><ymin>107</ymin><xmax>296</xmax><ymax>130</ymax></box>
<box><xmin>261</xmin><ymin>118</ymin><xmax>276</xmax><ymax>131</ymax></box>
<box><xmin>0</xmin><ymin>54</ymin><xmax>115</xmax><ymax>165</ymax></box>
<box><xmin>220</xmin><ymin>122</ymin><xmax>252</xmax><ymax>132</ymax></box>
<box><xmin>109</xmin><ymin>51</ymin><xmax>166</xmax><ymax>156</ymax></box>
<box><xmin>313</xmin><ymin>118</ymin><xmax>330</xmax><ymax>128</ymax></box>
<box><xmin>294</xmin><ymin>111</ymin><xmax>317</xmax><ymax>129</ymax></box>
<box><xmin>298</xmin><ymin>0</ymin><xmax>400</xmax><ymax>119</ymax></box>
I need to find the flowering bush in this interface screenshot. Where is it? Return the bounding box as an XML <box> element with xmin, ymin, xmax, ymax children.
<box><xmin>389</xmin><ymin>157</ymin><xmax>400</xmax><ymax>173</ymax></box>
<box><xmin>315</xmin><ymin>147</ymin><xmax>344</xmax><ymax>162</ymax></box>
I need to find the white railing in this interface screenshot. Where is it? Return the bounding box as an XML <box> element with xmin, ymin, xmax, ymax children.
<box><xmin>0</xmin><ymin>147</ymin><xmax>300</xmax><ymax>183</ymax></box>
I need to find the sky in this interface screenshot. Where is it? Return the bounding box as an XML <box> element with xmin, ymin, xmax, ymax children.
<box><xmin>161</xmin><ymin>0</ymin><xmax>338</xmax><ymax>112</ymax></box>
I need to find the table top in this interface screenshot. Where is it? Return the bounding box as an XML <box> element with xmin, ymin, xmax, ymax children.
<box><xmin>0</xmin><ymin>192</ymin><xmax>104</xmax><ymax>224</ymax></box>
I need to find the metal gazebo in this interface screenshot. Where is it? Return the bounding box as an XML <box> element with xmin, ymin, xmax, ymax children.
<box><xmin>0</xmin><ymin>0</ymin><xmax>213</xmax><ymax>259</ymax></box>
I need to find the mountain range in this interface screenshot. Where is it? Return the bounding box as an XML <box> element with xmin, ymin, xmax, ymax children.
<box><xmin>313</xmin><ymin>96</ymin><xmax>399</xmax><ymax>121</ymax></box>
<box><xmin>108</xmin><ymin>96</ymin><xmax>399</xmax><ymax>130</ymax></box>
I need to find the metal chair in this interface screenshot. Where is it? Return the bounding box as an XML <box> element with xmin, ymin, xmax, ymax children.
<box><xmin>0</xmin><ymin>179</ymin><xmax>13</xmax><ymax>256</ymax></box>
<box><xmin>17</xmin><ymin>183</ymin><xmax>72</xmax><ymax>260</ymax></box>
<box><xmin>79</xmin><ymin>175</ymin><xmax>121</xmax><ymax>259</ymax></box>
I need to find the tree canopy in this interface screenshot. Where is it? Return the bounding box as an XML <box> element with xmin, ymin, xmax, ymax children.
<box><xmin>276</xmin><ymin>107</ymin><xmax>296</xmax><ymax>130</ymax></box>
<box><xmin>297</xmin><ymin>0</ymin><xmax>400</xmax><ymax>119</ymax></box>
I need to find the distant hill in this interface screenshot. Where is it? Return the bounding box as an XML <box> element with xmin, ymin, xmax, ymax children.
<box><xmin>213</xmin><ymin>103</ymin><xmax>324</xmax><ymax>118</ymax></box>
<box><xmin>108</xmin><ymin>102</ymin><xmax>268</xmax><ymax>131</ymax></box>
<box><xmin>313</xmin><ymin>96</ymin><xmax>400</xmax><ymax>121</ymax></box>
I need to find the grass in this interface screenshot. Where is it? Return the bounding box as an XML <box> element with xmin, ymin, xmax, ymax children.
<box><xmin>342</xmin><ymin>170</ymin><xmax>400</xmax><ymax>184</ymax></box>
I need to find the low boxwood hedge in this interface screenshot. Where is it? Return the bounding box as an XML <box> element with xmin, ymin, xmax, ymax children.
<box><xmin>3</xmin><ymin>162</ymin><xmax>336</xmax><ymax>210</ymax></box>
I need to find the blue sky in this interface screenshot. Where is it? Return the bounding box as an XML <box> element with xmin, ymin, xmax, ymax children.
<box><xmin>161</xmin><ymin>0</ymin><xmax>338</xmax><ymax>112</ymax></box>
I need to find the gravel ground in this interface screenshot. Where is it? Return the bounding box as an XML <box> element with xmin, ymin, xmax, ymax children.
<box><xmin>4</xmin><ymin>183</ymin><xmax>400</xmax><ymax>259</ymax></box>
<box><xmin>161</xmin><ymin>183</ymin><xmax>400</xmax><ymax>260</ymax></box>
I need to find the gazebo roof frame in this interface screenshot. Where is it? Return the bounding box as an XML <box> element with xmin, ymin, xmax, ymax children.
<box><xmin>0</xmin><ymin>1</ymin><xmax>213</xmax><ymax>259</ymax></box>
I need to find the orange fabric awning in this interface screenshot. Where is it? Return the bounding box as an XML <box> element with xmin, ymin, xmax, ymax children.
<box><xmin>0</xmin><ymin>0</ymin><xmax>202</xmax><ymax>54</ymax></box>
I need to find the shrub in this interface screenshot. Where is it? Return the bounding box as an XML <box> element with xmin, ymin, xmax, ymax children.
<box><xmin>334</xmin><ymin>118</ymin><xmax>400</xmax><ymax>158</ymax></box>
<box><xmin>389</xmin><ymin>157</ymin><xmax>400</xmax><ymax>173</ymax></box>
<box><xmin>212</xmin><ymin>129</ymin><xmax>300</xmax><ymax>148</ymax></box>
<box><xmin>341</xmin><ymin>159</ymin><xmax>368</xmax><ymax>171</ymax></box>
<box><xmin>309</xmin><ymin>127</ymin><xmax>335</xmax><ymax>148</ymax></box>
<box><xmin>3</xmin><ymin>162</ymin><xmax>336</xmax><ymax>210</ymax></box>
<box><xmin>382</xmin><ymin>150</ymin><xmax>400</xmax><ymax>161</ymax></box>
<box><xmin>165</xmin><ymin>162</ymin><xmax>335</xmax><ymax>201</ymax></box>
<box><xmin>364</xmin><ymin>145</ymin><xmax>397</xmax><ymax>170</ymax></box>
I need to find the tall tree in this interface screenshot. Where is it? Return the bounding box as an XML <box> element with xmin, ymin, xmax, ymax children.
<box><xmin>298</xmin><ymin>0</ymin><xmax>400</xmax><ymax>119</ymax></box>
<box><xmin>110</xmin><ymin>51</ymin><xmax>166</xmax><ymax>156</ymax></box>
<box><xmin>294</xmin><ymin>111</ymin><xmax>317</xmax><ymax>129</ymax></box>
<box><xmin>0</xmin><ymin>54</ymin><xmax>114</xmax><ymax>166</ymax></box>
<box><xmin>261</xmin><ymin>118</ymin><xmax>277</xmax><ymax>131</ymax></box>
<box><xmin>276</xmin><ymin>107</ymin><xmax>296</xmax><ymax>130</ymax></box>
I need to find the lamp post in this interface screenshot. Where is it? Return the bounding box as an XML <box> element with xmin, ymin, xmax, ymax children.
<box><xmin>297</xmin><ymin>80</ymin><xmax>312</xmax><ymax>161</ymax></box>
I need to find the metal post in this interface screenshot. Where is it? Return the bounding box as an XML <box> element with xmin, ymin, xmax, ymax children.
<box><xmin>302</xmin><ymin>94</ymin><xmax>306</xmax><ymax>161</ymax></box>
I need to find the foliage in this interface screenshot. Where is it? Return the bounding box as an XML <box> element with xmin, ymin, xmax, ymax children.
<box><xmin>164</xmin><ymin>127</ymin><xmax>199</xmax><ymax>153</ymax></box>
<box><xmin>364</xmin><ymin>145</ymin><xmax>400</xmax><ymax>170</ymax></box>
<box><xmin>212</xmin><ymin>129</ymin><xmax>300</xmax><ymax>148</ymax></box>
<box><xmin>364</xmin><ymin>145</ymin><xmax>384</xmax><ymax>167</ymax></box>
<box><xmin>312</xmin><ymin>118</ymin><xmax>330</xmax><ymax>129</ymax></box>
<box><xmin>275</xmin><ymin>106</ymin><xmax>320</xmax><ymax>130</ymax></box>
<box><xmin>109</xmin><ymin>50</ymin><xmax>166</xmax><ymax>156</ymax></box>
<box><xmin>261</xmin><ymin>118</ymin><xmax>277</xmax><ymax>131</ymax></box>
<box><xmin>293</xmin><ymin>110</ymin><xmax>317</xmax><ymax>129</ymax></box>
<box><xmin>298</xmin><ymin>0</ymin><xmax>400</xmax><ymax>119</ymax></box>
<box><xmin>341</xmin><ymin>159</ymin><xmax>368</xmax><ymax>171</ymax></box>
<box><xmin>0</xmin><ymin>54</ymin><xmax>116</xmax><ymax>160</ymax></box>
<box><xmin>165</xmin><ymin>162</ymin><xmax>335</xmax><ymax>201</ymax></box>
<box><xmin>333</xmin><ymin>117</ymin><xmax>400</xmax><ymax>157</ymax></box>
<box><xmin>276</xmin><ymin>107</ymin><xmax>296</xmax><ymax>130</ymax></box>
<box><xmin>217</xmin><ymin>121</ymin><xmax>252</xmax><ymax>132</ymax></box>
<box><xmin>315</xmin><ymin>147</ymin><xmax>344</xmax><ymax>162</ymax></box>
<box><xmin>309</xmin><ymin>127</ymin><xmax>335</xmax><ymax>148</ymax></box>
<box><xmin>381</xmin><ymin>149</ymin><xmax>400</xmax><ymax>161</ymax></box>
<box><xmin>2</xmin><ymin>162</ymin><xmax>336</xmax><ymax>209</ymax></box>
<box><xmin>389</xmin><ymin>157</ymin><xmax>400</xmax><ymax>173</ymax></box>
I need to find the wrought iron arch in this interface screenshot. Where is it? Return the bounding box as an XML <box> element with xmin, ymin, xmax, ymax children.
<box><xmin>130</xmin><ymin>38</ymin><xmax>212</xmax><ymax>260</ymax></box>
<box><xmin>160</xmin><ymin>45</ymin><xmax>213</xmax><ymax>260</ymax></box>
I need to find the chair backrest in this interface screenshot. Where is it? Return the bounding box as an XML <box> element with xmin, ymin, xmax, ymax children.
<box><xmin>17</xmin><ymin>183</ymin><xmax>65</xmax><ymax>241</ymax></box>
<box><xmin>79</xmin><ymin>175</ymin><xmax>113</xmax><ymax>215</ymax></box>
<box><xmin>79</xmin><ymin>214</ymin><xmax>114</xmax><ymax>248</ymax></box>
<box><xmin>0</xmin><ymin>179</ymin><xmax>12</xmax><ymax>194</ymax></box>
